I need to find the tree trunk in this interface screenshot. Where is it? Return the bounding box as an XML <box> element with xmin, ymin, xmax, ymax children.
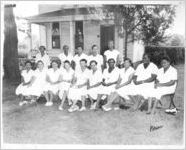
<box><xmin>123</xmin><ymin>29</ymin><xmax>128</xmax><ymax>58</ymax></box>
<box><xmin>3</xmin><ymin>4</ymin><xmax>21</xmax><ymax>82</ymax></box>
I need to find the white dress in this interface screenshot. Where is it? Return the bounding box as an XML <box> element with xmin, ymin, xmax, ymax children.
<box><xmin>68</xmin><ymin>68</ymin><xmax>90</xmax><ymax>100</ymax></box>
<box><xmin>99</xmin><ymin>67</ymin><xmax>120</xmax><ymax>95</ymax></box>
<box><xmin>58</xmin><ymin>68</ymin><xmax>74</xmax><ymax>99</ymax></box>
<box><xmin>44</xmin><ymin>68</ymin><xmax>61</xmax><ymax>94</ymax></box>
<box><xmin>133</xmin><ymin>62</ymin><xmax>158</xmax><ymax>99</ymax></box>
<box><xmin>73</xmin><ymin>53</ymin><xmax>89</xmax><ymax>71</ymax></box>
<box><xmin>116</xmin><ymin>67</ymin><xmax>135</xmax><ymax>100</ymax></box>
<box><xmin>151</xmin><ymin>66</ymin><xmax>177</xmax><ymax>99</ymax></box>
<box><xmin>29</xmin><ymin>68</ymin><xmax>48</xmax><ymax>97</ymax></box>
<box><xmin>88</xmin><ymin>54</ymin><xmax>103</xmax><ymax>71</ymax></box>
<box><xmin>58</xmin><ymin>53</ymin><xmax>74</xmax><ymax>67</ymax></box>
<box><xmin>15</xmin><ymin>69</ymin><xmax>35</xmax><ymax>96</ymax></box>
<box><xmin>87</xmin><ymin>69</ymin><xmax>103</xmax><ymax>99</ymax></box>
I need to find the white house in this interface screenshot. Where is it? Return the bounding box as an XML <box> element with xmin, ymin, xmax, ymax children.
<box><xmin>26</xmin><ymin>4</ymin><xmax>144</xmax><ymax>61</ymax></box>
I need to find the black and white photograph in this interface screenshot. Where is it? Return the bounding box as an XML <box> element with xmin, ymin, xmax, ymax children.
<box><xmin>1</xmin><ymin>0</ymin><xmax>185</xmax><ymax>149</ymax></box>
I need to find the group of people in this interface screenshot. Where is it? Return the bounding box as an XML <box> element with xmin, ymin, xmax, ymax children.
<box><xmin>16</xmin><ymin>40</ymin><xmax>178</xmax><ymax>114</ymax></box>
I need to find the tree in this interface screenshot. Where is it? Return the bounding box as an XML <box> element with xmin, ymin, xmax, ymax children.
<box><xmin>140</xmin><ymin>5</ymin><xmax>176</xmax><ymax>46</ymax></box>
<box><xmin>4</xmin><ymin>4</ymin><xmax>21</xmax><ymax>82</ymax></box>
<box><xmin>89</xmin><ymin>5</ymin><xmax>176</xmax><ymax>57</ymax></box>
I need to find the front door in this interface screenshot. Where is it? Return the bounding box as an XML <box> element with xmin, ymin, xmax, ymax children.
<box><xmin>100</xmin><ymin>25</ymin><xmax>115</xmax><ymax>55</ymax></box>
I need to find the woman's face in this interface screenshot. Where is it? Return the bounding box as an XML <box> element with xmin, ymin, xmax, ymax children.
<box><xmin>124</xmin><ymin>60</ymin><xmax>131</xmax><ymax>68</ymax></box>
<box><xmin>25</xmin><ymin>63</ymin><xmax>32</xmax><ymax>70</ymax></box>
<box><xmin>64</xmin><ymin>62</ymin><xmax>70</xmax><ymax>70</ymax></box>
<box><xmin>90</xmin><ymin>62</ymin><xmax>97</xmax><ymax>71</ymax></box>
<box><xmin>161</xmin><ymin>59</ymin><xmax>170</xmax><ymax>69</ymax></box>
<box><xmin>52</xmin><ymin>62</ymin><xmax>58</xmax><ymax>69</ymax></box>
<box><xmin>92</xmin><ymin>46</ymin><xmax>98</xmax><ymax>55</ymax></box>
<box><xmin>38</xmin><ymin>62</ymin><xmax>44</xmax><ymax>70</ymax></box>
<box><xmin>108</xmin><ymin>59</ymin><xmax>115</xmax><ymax>68</ymax></box>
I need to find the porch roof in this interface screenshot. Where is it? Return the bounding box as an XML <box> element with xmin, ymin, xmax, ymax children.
<box><xmin>26</xmin><ymin>7</ymin><xmax>105</xmax><ymax>24</ymax></box>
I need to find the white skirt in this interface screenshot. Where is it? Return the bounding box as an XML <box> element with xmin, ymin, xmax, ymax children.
<box><xmin>44</xmin><ymin>83</ymin><xmax>60</xmax><ymax>94</ymax></box>
<box><xmin>87</xmin><ymin>86</ymin><xmax>101</xmax><ymax>100</ymax></box>
<box><xmin>15</xmin><ymin>83</ymin><xmax>38</xmax><ymax>96</ymax></box>
<box><xmin>98</xmin><ymin>85</ymin><xmax>116</xmax><ymax>95</ymax></box>
<box><xmin>151</xmin><ymin>86</ymin><xmax>176</xmax><ymax>99</ymax></box>
<box><xmin>58</xmin><ymin>82</ymin><xmax>71</xmax><ymax>99</ymax></box>
<box><xmin>116</xmin><ymin>84</ymin><xmax>134</xmax><ymax>100</ymax></box>
<box><xmin>68</xmin><ymin>86</ymin><xmax>87</xmax><ymax>101</ymax></box>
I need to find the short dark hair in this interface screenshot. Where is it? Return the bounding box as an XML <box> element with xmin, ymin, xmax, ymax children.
<box><xmin>80</xmin><ymin>59</ymin><xmax>87</xmax><ymax>63</ymax></box>
<box><xmin>124</xmin><ymin>57</ymin><xmax>133</xmax><ymax>67</ymax></box>
<box><xmin>51</xmin><ymin>59</ymin><xmax>60</xmax><ymax>67</ymax></box>
<box><xmin>39</xmin><ymin>46</ymin><xmax>46</xmax><ymax>50</ymax></box>
<box><xmin>77</xmin><ymin>45</ymin><xmax>83</xmax><ymax>50</ymax></box>
<box><xmin>64</xmin><ymin>60</ymin><xmax>70</xmax><ymax>64</ymax></box>
<box><xmin>37</xmin><ymin>60</ymin><xmax>44</xmax><ymax>65</ymax></box>
<box><xmin>63</xmin><ymin>45</ymin><xmax>69</xmax><ymax>49</ymax></box>
<box><xmin>92</xmin><ymin>44</ymin><xmax>97</xmax><ymax>50</ymax></box>
<box><xmin>90</xmin><ymin>60</ymin><xmax>98</xmax><ymax>66</ymax></box>
<box><xmin>108</xmin><ymin>58</ymin><xmax>115</xmax><ymax>63</ymax></box>
<box><xmin>25</xmin><ymin>60</ymin><xmax>32</xmax><ymax>66</ymax></box>
<box><xmin>161</xmin><ymin>56</ymin><xmax>171</xmax><ymax>63</ymax></box>
<box><xmin>143</xmin><ymin>53</ymin><xmax>151</xmax><ymax>60</ymax></box>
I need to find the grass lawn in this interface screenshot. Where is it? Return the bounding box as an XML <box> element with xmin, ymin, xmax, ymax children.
<box><xmin>2</xmin><ymin>64</ymin><xmax>184</xmax><ymax>145</ymax></box>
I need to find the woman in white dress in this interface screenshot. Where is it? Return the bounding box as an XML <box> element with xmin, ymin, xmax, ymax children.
<box><xmin>15</xmin><ymin>60</ymin><xmax>36</xmax><ymax>106</ymax></box>
<box><xmin>68</xmin><ymin>59</ymin><xmax>90</xmax><ymax>112</ymax></box>
<box><xmin>96</xmin><ymin>58</ymin><xmax>120</xmax><ymax>110</ymax></box>
<box><xmin>87</xmin><ymin>60</ymin><xmax>103</xmax><ymax>110</ymax></box>
<box><xmin>132</xmin><ymin>53</ymin><xmax>158</xmax><ymax>112</ymax></box>
<box><xmin>102</xmin><ymin>58</ymin><xmax>135</xmax><ymax>111</ymax></box>
<box><xmin>149</xmin><ymin>56</ymin><xmax>178</xmax><ymax>114</ymax></box>
<box><xmin>58</xmin><ymin>60</ymin><xmax>75</xmax><ymax>110</ymax></box>
<box><xmin>44</xmin><ymin>60</ymin><xmax>62</xmax><ymax>106</ymax></box>
<box><xmin>29</xmin><ymin>60</ymin><xmax>48</xmax><ymax>103</ymax></box>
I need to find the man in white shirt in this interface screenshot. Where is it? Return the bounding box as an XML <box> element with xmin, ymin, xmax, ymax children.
<box><xmin>73</xmin><ymin>46</ymin><xmax>89</xmax><ymax>71</ymax></box>
<box><xmin>58</xmin><ymin>45</ymin><xmax>74</xmax><ymax>69</ymax></box>
<box><xmin>88</xmin><ymin>45</ymin><xmax>103</xmax><ymax>71</ymax></box>
<box><xmin>68</xmin><ymin>59</ymin><xmax>90</xmax><ymax>112</ymax></box>
<box><xmin>132</xmin><ymin>53</ymin><xmax>158</xmax><ymax>112</ymax></box>
<box><xmin>35</xmin><ymin>46</ymin><xmax>50</xmax><ymax>69</ymax></box>
<box><xmin>103</xmin><ymin>40</ymin><xmax>120</xmax><ymax>68</ymax></box>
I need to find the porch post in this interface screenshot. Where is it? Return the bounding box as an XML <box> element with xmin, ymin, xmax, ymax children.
<box><xmin>28</xmin><ymin>23</ymin><xmax>33</xmax><ymax>49</ymax></box>
<box><xmin>70</xmin><ymin>21</ymin><xmax>74</xmax><ymax>54</ymax></box>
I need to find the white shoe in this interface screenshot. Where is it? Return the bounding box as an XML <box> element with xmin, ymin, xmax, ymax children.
<box><xmin>68</xmin><ymin>100</ymin><xmax>72</xmax><ymax>105</ymax></box>
<box><xmin>45</xmin><ymin>102</ymin><xmax>53</xmax><ymax>106</ymax></box>
<box><xmin>68</xmin><ymin>105</ymin><xmax>78</xmax><ymax>112</ymax></box>
<box><xmin>58</xmin><ymin>106</ymin><xmax>63</xmax><ymax>111</ymax></box>
<box><xmin>19</xmin><ymin>101</ymin><xmax>28</xmax><ymax>106</ymax></box>
<box><xmin>90</xmin><ymin>103</ymin><xmax>96</xmax><ymax>110</ymax></box>
<box><xmin>165</xmin><ymin>109</ymin><xmax>171</xmax><ymax>113</ymax></box>
<box><xmin>102</xmin><ymin>106</ymin><xmax>112</xmax><ymax>111</ymax></box>
<box><xmin>79</xmin><ymin>106</ymin><xmax>86</xmax><ymax>112</ymax></box>
<box><xmin>114</xmin><ymin>107</ymin><xmax>120</xmax><ymax>110</ymax></box>
<box><xmin>170</xmin><ymin>108</ymin><xmax>178</xmax><ymax>113</ymax></box>
<box><xmin>30</xmin><ymin>99</ymin><xmax>36</xmax><ymax>104</ymax></box>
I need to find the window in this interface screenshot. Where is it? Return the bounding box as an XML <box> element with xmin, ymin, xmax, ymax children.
<box><xmin>52</xmin><ymin>22</ymin><xmax>60</xmax><ymax>49</ymax></box>
<box><xmin>75</xmin><ymin>21</ymin><xmax>84</xmax><ymax>49</ymax></box>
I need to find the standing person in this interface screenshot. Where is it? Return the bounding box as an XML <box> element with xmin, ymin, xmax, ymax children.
<box><xmin>29</xmin><ymin>60</ymin><xmax>48</xmax><ymax>103</ymax></box>
<box><xmin>149</xmin><ymin>56</ymin><xmax>178</xmax><ymax>114</ymax></box>
<box><xmin>73</xmin><ymin>46</ymin><xmax>89</xmax><ymax>71</ymax></box>
<box><xmin>96</xmin><ymin>58</ymin><xmax>120</xmax><ymax>110</ymax></box>
<box><xmin>44</xmin><ymin>60</ymin><xmax>62</xmax><ymax>106</ymax></box>
<box><xmin>132</xmin><ymin>53</ymin><xmax>158</xmax><ymax>112</ymax></box>
<box><xmin>68</xmin><ymin>59</ymin><xmax>90</xmax><ymax>112</ymax></box>
<box><xmin>15</xmin><ymin>60</ymin><xmax>36</xmax><ymax>106</ymax></box>
<box><xmin>103</xmin><ymin>40</ymin><xmax>120</xmax><ymax>68</ymax></box>
<box><xmin>35</xmin><ymin>46</ymin><xmax>50</xmax><ymax>68</ymax></box>
<box><xmin>87</xmin><ymin>60</ymin><xmax>103</xmax><ymax>110</ymax></box>
<box><xmin>58</xmin><ymin>45</ymin><xmax>74</xmax><ymax>69</ymax></box>
<box><xmin>102</xmin><ymin>58</ymin><xmax>135</xmax><ymax>110</ymax></box>
<box><xmin>58</xmin><ymin>60</ymin><xmax>75</xmax><ymax>110</ymax></box>
<box><xmin>88</xmin><ymin>45</ymin><xmax>104</xmax><ymax>71</ymax></box>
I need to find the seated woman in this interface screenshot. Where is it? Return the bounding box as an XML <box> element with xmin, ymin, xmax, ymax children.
<box><xmin>29</xmin><ymin>60</ymin><xmax>48</xmax><ymax>103</ymax></box>
<box><xmin>44</xmin><ymin>60</ymin><xmax>62</xmax><ymax>106</ymax></box>
<box><xmin>87</xmin><ymin>60</ymin><xmax>103</xmax><ymax>110</ymax></box>
<box><xmin>68</xmin><ymin>59</ymin><xmax>90</xmax><ymax>112</ymax></box>
<box><xmin>102</xmin><ymin>58</ymin><xmax>135</xmax><ymax>111</ymax></box>
<box><xmin>132</xmin><ymin>53</ymin><xmax>158</xmax><ymax>112</ymax></box>
<box><xmin>58</xmin><ymin>60</ymin><xmax>75</xmax><ymax>110</ymax></box>
<box><xmin>15</xmin><ymin>60</ymin><xmax>36</xmax><ymax>106</ymax></box>
<box><xmin>149</xmin><ymin>56</ymin><xmax>178</xmax><ymax>114</ymax></box>
<box><xmin>96</xmin><ymin>58</ymin><xmax>120</xmax><ymax>111</ymax></box>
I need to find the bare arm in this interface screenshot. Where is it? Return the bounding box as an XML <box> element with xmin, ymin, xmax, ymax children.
<box><xmin>116</xmin><ymin>73</ymin><xmax>134</xmax><ymax>89</ymax></box>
